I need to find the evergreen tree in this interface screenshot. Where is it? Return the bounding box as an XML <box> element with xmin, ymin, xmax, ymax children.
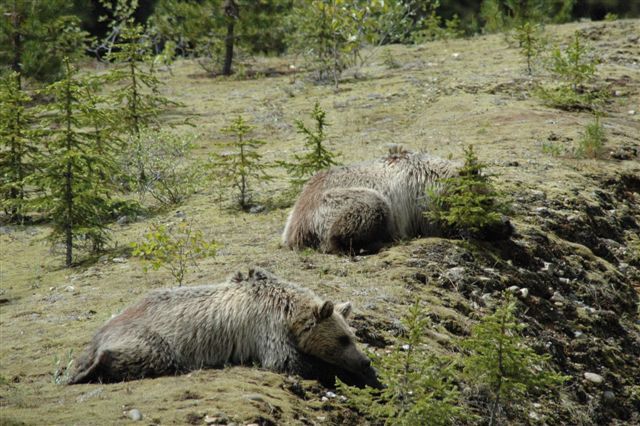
<box><xmin>0</xmin><ymin>0</ymin><xmax>89</xmax><ymax>83</ymax></box>
<box><xmin>462</xmin><ymin>295</ymin><xmax>568</xmax><ymax>425</ymax></box>
<box><xmin>209</xmin><ymin>115</ymin><xmax>272</xmax><ymax>210</ymax></box>
<box><xmin>339</xmin><ymin>300</ymin><xmax>465</xmax><ymax>425</ymax></box>
<box><xmin>34</xmin><ymin>58</ymin><xmax>118</xmax><ymax>267</ymax></box>
<box><xmin>427</xmin><ymin>145</ymin><xmax>507</xmax><ymax>239</ymax></box>
<box><xmin>105</xmin><ymin>16</ymin><xmax>178</xmax><ymax>185</ymax></box>
<box><xmin>0</xmin><ymin>71</ymin><xmax>40</xmax><ymax>222</ymax></box>
<box><xmin>280</xmin><ymin>102</ymin><xmax>339</xmax><ymax>190</ymax></box>
<box><xmin>513</xmin><ymin>21</ymin><xmax>545</xmax><ymax>75</ymax></box>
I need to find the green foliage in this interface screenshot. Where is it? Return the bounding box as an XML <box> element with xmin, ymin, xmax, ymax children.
<box><xmin>462</xmin><ymin>294</ymin><xmax>568</xmax><ymax>425</ymax></box>
<box><xmin>427</xmin><ymin>145</ymin><xmax>506</xmax><ymax>237</ymax></box>
<box><xmin>0</xmin><ymin>0</ymin><xmax>90</xmax><ymax>82</ymax></box>
<box><xmin>106</xmin><ymin>21</ymin><xmax>177</xmax><ymax>137</ymax></box>
<box><xmin>52</xmin><ymin>349</ymin><xmax>74</xmax><ymax>385</ymax></box>
<box><xmin>537</xmin><ymin>30</ymin><xmax>606</xmax><ymax>110</ymax></box>
<box><xmin>339</xmin><ymin>301</ymin><xmax>465</xmax><ymax>425</ymax></box>
<box><xmin>279</xmin><ymin>102</ymin><xmax>340</xmax><ymax>190</ymax></box>
<box><xmin>287</xmin><ymin>0</ymin><xmax>402</xmax><ymax>88</ymax></box>
<box><xmin>208</xmin><ymin>115</ymin><xmax>273</xmax><ymax>210</ymax></box>
<box><xmin>120</xmin><ymin>129</ymin><xmax>203</xmax><ymax>206</ymax></box>
<box><xmin>381</xmin><ymin>49</ymin><xmax>401</xmax><ymax>69</ymax></box>
<box><xmin>576</xmin><ymin>113</ymin><xmax>605</xmax><ymax>159</ymax></box>
<box><xmin>513</xmin><ymin>22</ymin><xmax>546</xmax><ymax>75</ymax></box>
<box><xmin>550</xmin><ymin>30</ymin><xmax>596</xmax><ymax>90</ymax></box>
<box><xmin>481</xmin><ymin>0</ymin><xmax>574</xmax><ymax>32</ymax></box>
<box><xmin>0</xmin><ymin>72</ymin><xmax>40</xmax><ymax>222</ymax></box>
<box><xmin>33</xmin><ymin>58</ymin><xmax>118</xmax><ymax>266</ymax></box>
<box><xmin>131</xmin><ymin>221</ymin><xmax>217</xmax><ymax>286</ymax></box>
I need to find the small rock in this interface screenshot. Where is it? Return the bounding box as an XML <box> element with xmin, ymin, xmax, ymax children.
<box><xmin>446</xmin><ymin>266</ymin><xmax>465</xmax><ymax>282</ymax></box>
<box><xmin>574</xmin><ymin>331</ymin><xmax>583</xmax><ymax>338</ymax></box>
<box><xmin>116</xmin><ymin>215</ymin><xmax>130</xmax><ymax>225</ymax></box>
<box><xmin>519</xmin><ymin>288</ymin><xmax>529</xmax><ymax>298</ymax></box>
<box><xmin>541</xmin><ymin>262</ymin><xmax>554</xmax><ymax>275</ymax></box>
<box><xmin>325</xmin><ymin>391</ymin><xmax>337</xmax><ymax>398</ymax></box>
<box><xmin>529</xmin><ymin>411</ymin><xmax>541</xmax><ymax>421</ymax></box>
<box><xmin>558</xmin><ymin>277</ymin><xmax>570</xmax><ymax>284</ymax></box>
<box><xmin>76</xmin><ymin>387</ymin><xmax>103</xmax><ymax>403</ymax></box>
<box><xmin>204</xmin><ymin>412</ymin><xmax>229</xmax><ymax>425</ymax></box>
<box><xmin>243</xmin><ymin>394</ymin><xmax>266</xmax><ymax>403</ymax></box>
<box><xmin>126</xmin><ymin>409</ymin><xmax>143</xmax><ymax>421</ymax></box>
<box><xmin>249</xmin><ymin>205</ymin><xmax>265</xmax><ymax>214</ymax></box>
<box><xmin>551</xmin><ymin>291</ymin><xmax>565</xmax><ymax>302</ymax></box>
<box><xmin>321</xmin><ymin>396</ymin><xmax>329</xmax><ymax>402</ymax></box>
<box><xmin>452</xmin><ymin>52</ymin><xmax>460</xmax><ymax>59</ymax></box>
<box><xmin>65</xmin><ymin>285</ymin><xmax>75</xmax><ymax>292</ymax></box>
<box><xmin>603</xmin><ymin>390</ymin><xmax>615</xmax><ymax>401</ymax></box>
<box><xmin>628</xmin><ymin>110</ymin><xmax>636</xmax><ymax>115</ymax></box>
<box><xmin>175</xmin><ymin>210</ymin><xmax>186</xmax><ymax>218</ymax></box>
<box><xmin>584</xmin><ymin>372</ymin><xmax>604</xmax><ymax>384</ymax></box>
<box><xmin>112</xmin><ymin>257</ymin><xmax>127</xmax><ymax>263</ymax></box>
<box><xmin>507</xmin><ymin>285</ymin><xmax>520</xmax><ymax>293</ymax></box>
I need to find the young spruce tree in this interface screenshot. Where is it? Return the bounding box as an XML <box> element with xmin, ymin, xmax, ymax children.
<box><xmin>35</xmin><ymin>58</ymin><xmax>118</xmax><ymax>267</ymax></box>
<box><xmin>0</xmin><ymin>71</ymin><xmax>40</xmax><ymax>222</ymax></box>
<box><xmin>280</xmin><ymin>102</ymin><xmax>339</xmax><ymax>190</ymax></box>
<box><xmin>462</xmin><ymin>295</ymin><xmax>568</xmax><ymax>426</ymax></box>
<box><xmin>209</xmin><ymin>116</ymin><xmax>272</xmax><ymax>210</ymax></box>
<box><xmin>105</xmin><ymin>8</ymin><xmax>177</xmax><ymax>186</ymax></box>
<box><xmin>339</xmin><ymin>300</ymin><xmax>464</xmax><ymax>425</ymax></box>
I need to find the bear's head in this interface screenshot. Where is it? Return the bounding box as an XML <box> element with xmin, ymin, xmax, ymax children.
<box><xmin>294</xmin><ymin>300</ymin><xmax>380</xmax><ymax>388</ymax></box>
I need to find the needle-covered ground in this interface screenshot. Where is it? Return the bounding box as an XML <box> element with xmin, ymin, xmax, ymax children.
<box><xmin>1</xmin><ymin>19</ymin><xmax>639</xmax><ymax>426</ymax></box>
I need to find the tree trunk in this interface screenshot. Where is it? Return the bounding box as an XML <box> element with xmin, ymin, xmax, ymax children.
<box><xmin>63</xmin><ymin>62</ymin><xmax>74</xmax><ymax>267</ymax></box>
<box><xmin>222</xmin><ymin>0</ymin><xmax>239</xmax><ymax>76</ymax></box>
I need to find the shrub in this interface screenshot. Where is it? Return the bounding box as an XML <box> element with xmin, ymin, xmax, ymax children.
<box><xmin>427</xmin><ymin>145</ymin><xmax>507</xmax><ymax>239</ymax></box>
<box><xmin>131</xmin><ymin>221</ymin><xmax>217</xmax><ymax>287</ymax></box>
<box><xmin>338</xmin><ymin>300</ymin><xmax>465</xmax><ymax>425</ymax></box>
<box><xmin>462</xmin><ymin>294</ymin><xmax>568</xmax><ymax>426</ymax></box>
<box><xmin>576</xmin><ymin>114</ymin><xmax>605</xmax><ymax>159</ymax></box>
<box><xmin>208</xmin><ymin>116</ymin><xmax>273</xmax><ymax>210</ymax></box>
<box><xmin>119</xmin><ymin>129</ymin><xmax>202</xmax><ymax>207</ymax></box>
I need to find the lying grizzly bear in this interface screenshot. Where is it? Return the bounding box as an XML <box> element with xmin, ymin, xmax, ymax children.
<box><xmin>68</xmin><ymin>268</ymin><xmax>380</xmax><ymax>388</ymax></box>
<box><xmin>282</xmin><ymin>146</ymin><xmax>459</xmax><ymax>254</ymax></box>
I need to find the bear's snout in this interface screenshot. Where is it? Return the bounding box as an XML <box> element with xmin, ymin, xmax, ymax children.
<box><xmin>361</xmin><ymin>357</ymin><xmax>371</xmax><ymax>369</ymax></box>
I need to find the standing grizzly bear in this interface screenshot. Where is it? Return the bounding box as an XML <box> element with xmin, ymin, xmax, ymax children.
<box><xmin>68</xmin><ymin>268</ymin><xmax>380</xmax><ymax>388</ymax></box>
<box><xmin>282</xmin><ymin>146</ymin><xmax>459</xmax><ymax>254</ymax></box>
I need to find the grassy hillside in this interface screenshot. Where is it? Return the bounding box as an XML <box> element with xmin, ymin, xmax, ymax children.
<box><xmin>1</xmin><ymin>19</ymin><xmax>639</xmax><ymax>425</ymax></box>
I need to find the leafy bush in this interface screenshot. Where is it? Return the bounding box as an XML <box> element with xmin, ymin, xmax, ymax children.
<box><xmin>338</xmin><ymin>301</ymin><xmax>465</xmax><ymax>425</ymax></box>
<box><xmin>131</xmin><ymin>221</ymin><xmax>217</xmax><ymax>286</ymax></box>
<box><xmin>119</xmin><ymin>129</ymin><xmax>202</xmax><ymax>207</ymax></box>
<box><xmin>462</xmin><ymin>294</ymin><xmax>569</xmax><ymax>425</ymax></box>
<box><xmin>427</xmin><ymin>145</ymin><xmax>507</xmax><ymax>238</ymax></box>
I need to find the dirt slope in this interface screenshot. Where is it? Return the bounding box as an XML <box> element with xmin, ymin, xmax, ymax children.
<box><xmin>1</xmin><ymin>19</ymin><xmax>639</xmax><ymax>425</ymax></box>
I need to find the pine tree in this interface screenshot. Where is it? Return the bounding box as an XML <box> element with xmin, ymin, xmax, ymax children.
<box><xmin>280</xmin><ymin>102</ymin><xmax>339</xmax><ymax>190</ymax></box>
<box><xmin>34</xmin><ymin>58</ymin><xmax>118</xmax><ymax>267</ymax></box>
<box><xmin>0</xmin><ymin>0</ymin><xmax>89</xmax><ymax>82</ymax></box>
<box><xmin>462</xmin><ymin>295</ymin><xmax>568</xmax><ymax>425</ymax></box>
<box><xmin>0</xmin><ymin>71</ymin><xmax>40</xmax><ymax>222</ymax></box>
<box><xmin>209</xmin><ymin>115</ymin><xmax>272</xmax><ymax>210</ymax></box>
<box><xmin>513</xmin><ymin>22</ymin><xmax>545</xmax><ymax>75</ymax></box>
<box><xmin>104</xmin><ymin>7</ymin><xmax>178</xmax><ymax>186</ymax></box>
<box><xmin>427</xmin><ymin>145</ymin><xmax>507</xmax><ymax>238</ymax></box>
<box><xmin>339</xmin><ymin>300</ymin><xmax>464</xmax><ymax>425</ymax></box>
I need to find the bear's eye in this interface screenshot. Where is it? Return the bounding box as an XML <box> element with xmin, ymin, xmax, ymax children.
<box><xmin>338</xmin><ymin>335</ymin><xmax>351</xmax><ymax>347</ymax></box>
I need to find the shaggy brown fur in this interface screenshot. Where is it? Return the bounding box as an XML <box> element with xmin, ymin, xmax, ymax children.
<box><xmin>282</xmin><ymin>146</ymin><xmax>459</xmax><ymax>254</ymax></box>
<box><xmin>68</xmin><ymin>268</ymin><xmax>380</xmax><ymax>388</ymax></box>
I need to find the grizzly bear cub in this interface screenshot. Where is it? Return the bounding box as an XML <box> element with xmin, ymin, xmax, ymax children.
<box><xmin>68</xmin><ymin>268</ymin><xmax>380</xmax><ymax>388</ymax></box>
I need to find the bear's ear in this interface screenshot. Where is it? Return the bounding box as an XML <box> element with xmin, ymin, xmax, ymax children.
<box><xmin>336</xmin><ymin>302</ymin><xmax>352</xmax><ymax>319</ymax></box>
<box><xmin>314</xmin><ymin>301</ymin><xmax>334</xmax><ymax>321</ymax></box>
